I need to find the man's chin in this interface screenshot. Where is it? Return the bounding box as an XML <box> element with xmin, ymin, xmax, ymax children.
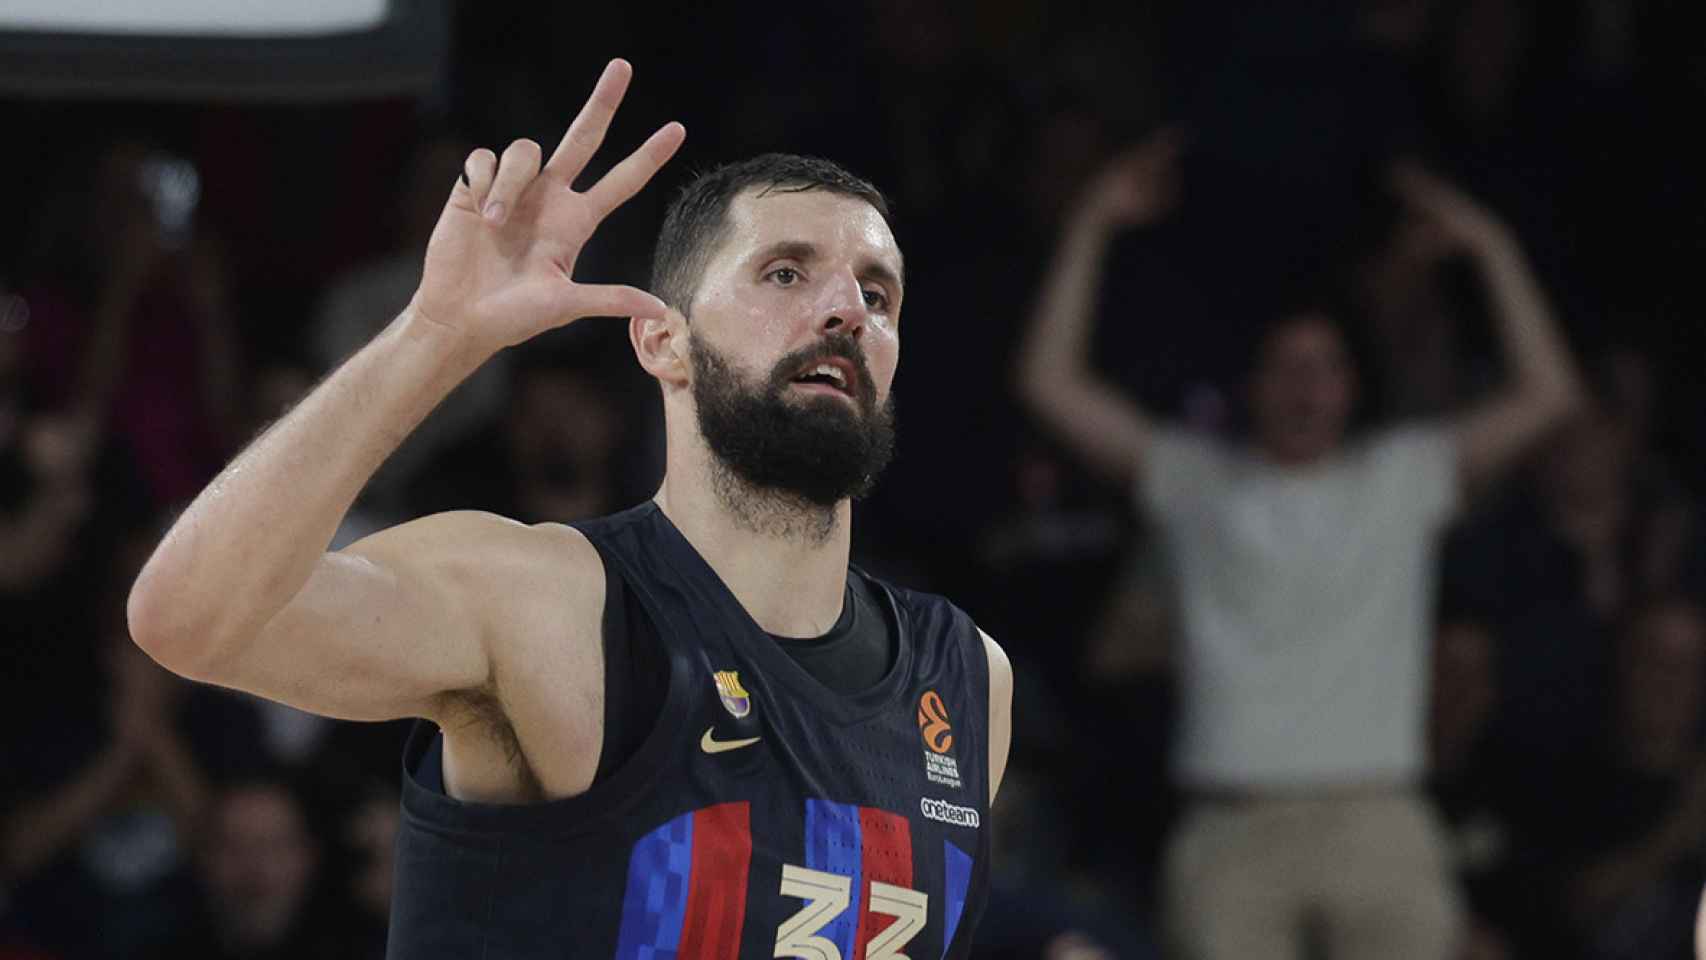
<box><xmin>721</xmin><ymin>465</ymin><xmax>868</xmax><ymax>510</ymax></box>
<box><xmin>777</xmin><ymin>402</ymin><xmax>883</xmax><ymax>447</ymax></box>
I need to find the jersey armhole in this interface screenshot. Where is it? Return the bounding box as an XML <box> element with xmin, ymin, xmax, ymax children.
<box><xmin>590</xmin><ymin>545</ymin><xmax>675</xmax><ymax>789</ymax></box>
<box><xmin>394</xmin><ymin>519</ymin><xmax>695</xmax><ymax>834</ymax></box>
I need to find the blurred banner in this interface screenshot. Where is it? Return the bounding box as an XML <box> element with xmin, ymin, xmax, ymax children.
<box><xmin>0</xmin><ymin>0</ymin><xmax>447</xmax><ymax>100</ymax></box>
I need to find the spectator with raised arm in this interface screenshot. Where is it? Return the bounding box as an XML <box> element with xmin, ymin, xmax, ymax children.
<box><xmin>20</xmin><ymin>142</ymin><xmax>242</xmax><ymax>509</ymax></box>
<box><xmin>1015</xmin><ymin>132</ymin><xmax>1581</xmax><ymax>960</ymax></box>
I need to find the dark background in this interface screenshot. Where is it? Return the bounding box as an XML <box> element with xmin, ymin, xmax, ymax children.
<box><xmin>2</xmin><ymin>1</ymin><xmax>1704</xmax><ymax>958</ymax></box>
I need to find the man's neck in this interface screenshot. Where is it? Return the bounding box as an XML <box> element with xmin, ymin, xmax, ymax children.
<box><xmin>654</xmin><ymin>450</ymin><xmax>851</xmax><ymax>640</ymax></box>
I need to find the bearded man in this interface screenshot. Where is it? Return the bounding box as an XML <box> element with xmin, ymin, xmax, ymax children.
<box><xmin>129</xmin><ymin>59</ymin><xmax>1012</xmax><ymax>960</ymax></box>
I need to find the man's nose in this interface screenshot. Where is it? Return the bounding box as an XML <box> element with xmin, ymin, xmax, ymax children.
<box><xmin>816</xmin><ymin>269</ymin><xmax>867</xmax><ymax>338</ymax></box>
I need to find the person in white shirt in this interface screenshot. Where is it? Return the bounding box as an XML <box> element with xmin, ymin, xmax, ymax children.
<box><xmin>1017</xmin><ymin>131</ymin><xmax>1581</xmax><ymax>960</ymax></box>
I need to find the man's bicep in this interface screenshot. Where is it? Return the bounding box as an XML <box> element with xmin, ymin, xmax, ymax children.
<box><xmin>197</xmin><ymin>511</ymin><xmax>581</xmax><ymax>724</ymax></box>
<box><xmin>218</xmin><ymin>548</ymin><xmax>484</xmax><ymax>722</ymax></box>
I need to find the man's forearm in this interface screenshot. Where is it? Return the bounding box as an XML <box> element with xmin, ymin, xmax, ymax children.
<box><xmin>1018</xmin><ymin>216</ymin><xmax>1114</xmax><ymax>392</ymax></box>
<box><xmin>1472</xmin><ymin>230</ymin><xmax>1580</xmax><ymax>407</ymax></box>
<box><xmin>128</xmin><ymin>306</ymin><xmax>485</xmax><ymax>666</ymax></box>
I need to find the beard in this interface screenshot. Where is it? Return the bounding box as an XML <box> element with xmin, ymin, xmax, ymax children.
<box><xmin>690</xmin><ymin>329</ymin><xmax>896</xmax><ymax>509</ymax></box>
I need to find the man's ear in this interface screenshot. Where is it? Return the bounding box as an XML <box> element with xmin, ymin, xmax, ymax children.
<box><xmin>631</xmin><ymin>308</ymin><xmax>690</xmax><ymax>387</ymax></box>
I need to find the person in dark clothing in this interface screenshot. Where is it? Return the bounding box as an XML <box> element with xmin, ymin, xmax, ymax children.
<box><xmin>128</xmin><ymin>59</ymin><xmax>1012</xmax><ymax>959</ymax></box>
<box><xmin>1561</xmin><ymin>598</ymin><xmax>1706</xmax><ymax>960</ymax></box>
<box><xmin>147</xmin><ymin>775</ymin><xmax>341</xmax><ymax>960</ymax></box>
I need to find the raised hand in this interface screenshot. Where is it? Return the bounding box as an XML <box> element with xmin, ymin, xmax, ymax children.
<box><xmin>1072</xmin><ymin>128</ymin><xmax>1185</xmax><ymax>234</ymax></box>
<box><xmin>409</xmin><ymin>59</ymin><xmax>685</xmax><ymax>357</ymax></box>
<box><xmin>1390</xmin><ymin>161</ymin><xmax>1511</xmax><ymax>254</ymax></box>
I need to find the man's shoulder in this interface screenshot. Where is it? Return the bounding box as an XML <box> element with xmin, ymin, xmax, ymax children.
<box><xmin>386</xmin><ymin>510</ymin><xmax>608</xmax><ymax>633</ymax></box>
<box><xmin>411</xmin><ymin>509</ymin><xmax>604</xmax><ymax>571</ymax></box>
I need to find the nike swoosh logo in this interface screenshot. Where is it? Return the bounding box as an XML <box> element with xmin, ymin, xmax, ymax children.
<box><xmin>701</xmin><ymin>727</ymin><xmax>761</xmax><ymax>754</ymax></box>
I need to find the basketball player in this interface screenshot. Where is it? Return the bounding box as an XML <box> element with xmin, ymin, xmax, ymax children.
<box><xmin>128</xmin><ymin>59</ymin><xmax>1012</xmax><ymax>959</ymax></box>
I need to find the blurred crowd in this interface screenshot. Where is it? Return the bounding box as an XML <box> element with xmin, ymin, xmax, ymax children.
<box><xmin>2</xmin><ymin>1</ymin><xmax>1705</xmax><ymax>959</ymax></box>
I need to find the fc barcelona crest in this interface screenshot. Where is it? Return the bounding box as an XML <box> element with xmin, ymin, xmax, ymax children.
<box><xmin>713</xmin><ymin>670</ymin><xmax>752</xmax><ymax>719</ymax></box>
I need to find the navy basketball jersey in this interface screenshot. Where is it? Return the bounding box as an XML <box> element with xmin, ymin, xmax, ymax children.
<box><xmin>387</xmin><ymin>501</ymin><xmax>993</xmax><ymax>959</ymax></box>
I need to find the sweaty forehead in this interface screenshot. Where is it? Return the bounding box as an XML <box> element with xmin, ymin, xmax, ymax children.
<box><xmin>717</xmin><ymin>187</ymin><xmax>901</xmax><ymax>276</ymax></box>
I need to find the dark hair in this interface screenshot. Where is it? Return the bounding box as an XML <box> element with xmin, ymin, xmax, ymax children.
<box><xmin>649</xmin><ymin>153</ymin><xmax>893</xmax><ymax>314</ymax></box>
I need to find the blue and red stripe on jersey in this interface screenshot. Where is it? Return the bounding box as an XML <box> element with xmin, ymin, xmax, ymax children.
<box><xmin>613</xmin><ymin>801</ymin><xmax>752</xmax><ymax>960</ymax></box>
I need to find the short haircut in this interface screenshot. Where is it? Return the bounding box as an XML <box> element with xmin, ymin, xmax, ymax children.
<box><xmin>649</xmin><ymin>153</ymin><xmax>893</xmax><ymax>314</ymax></box>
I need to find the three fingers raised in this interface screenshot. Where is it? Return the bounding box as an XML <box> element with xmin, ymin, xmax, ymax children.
<box><xmin>455</xmin><ymin>59</ymin><xmax>682</xmax><ymax>226</ymax></box>
<box><xmin>446</xmin><ymin>58</ymin><xmax>685</xmax><ymax>325</ymax></box>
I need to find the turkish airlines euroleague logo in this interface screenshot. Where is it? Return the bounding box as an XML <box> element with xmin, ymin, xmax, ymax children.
<box><xmin>917</xmin><ymin>690</ymin><xmax>954</xmax><ymax>753</ymax></box>
<box><xmin>917</xmin><ymin>690</ymin><xmax>963</xmax><ymax>789</ymax></box>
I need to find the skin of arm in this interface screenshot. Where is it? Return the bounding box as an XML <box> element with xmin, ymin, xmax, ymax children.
<box><xmin>127</xmin><ymin>60</ymin><xmax>684</xmax><ymax>734</ymax></box>
<box><xmin>1391</xmin><ymin>165</ymin><xmax>1582</xmax><ymax>491</ymax></box>
<box><xmin>0</xmin><ymin>416</ymin><xmax>94</xmax><ymax>589</ymax></box>
<box><xmin>1014</xmin><ymin>132</ymin><xmax>1181</xmax><ymax>489</ymax></box>
<box><xmin>127</xmin><ymin>312</ymin><xmax>501</xmax><ymax>721</ymax></box>
<box><xmin>982</xmin><ymin>629</ymin><xmax>1013</xmax><ymax>805</ymax></box>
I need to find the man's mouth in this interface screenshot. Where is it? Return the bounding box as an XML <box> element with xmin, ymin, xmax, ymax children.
<box><xmin>789</xmin><ymin>356</ymin><xmax>859</xmax><ymax>398</ymax></box>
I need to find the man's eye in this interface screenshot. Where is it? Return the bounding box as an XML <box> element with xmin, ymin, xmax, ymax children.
<box><xmin>769</xmin><ymin>267</ymin><xmax>799</xmax><ymax>285</ymax></box>
<box><xmin>862</xmin><ymin>289</ymin><xmax>889</xmax><ymax>310</ymax></box>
